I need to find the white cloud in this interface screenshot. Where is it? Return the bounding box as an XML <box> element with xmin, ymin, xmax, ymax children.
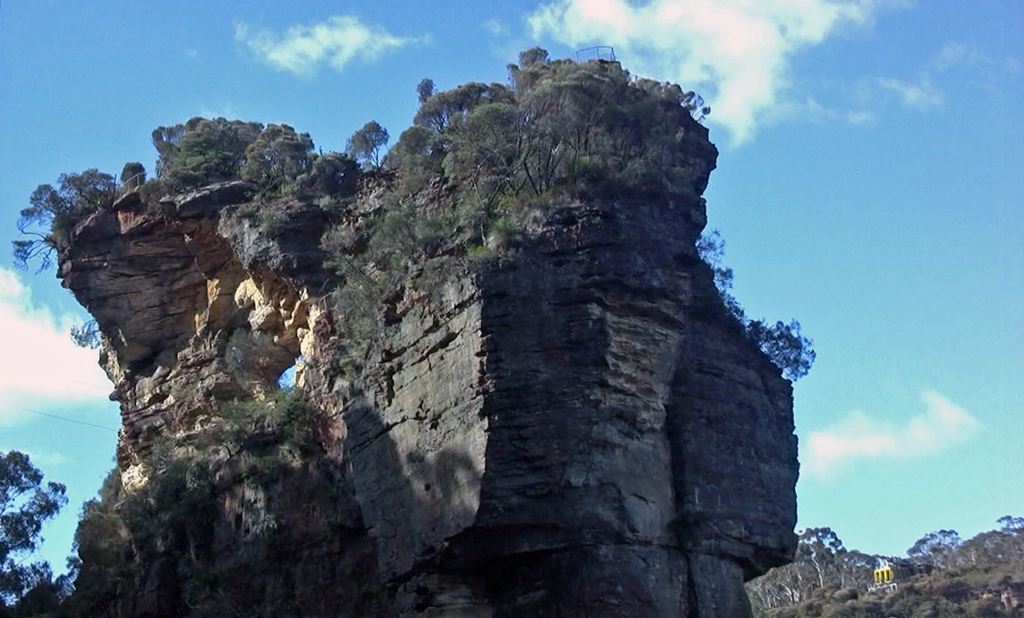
<box><xmin>804</xmin><ymin>390</ymin><xmax>981</xmax><ymax>480</ymax></box>
<box><xmin>527</xmin><ymin>0</ymin><xmax>901</xmax><ymax>144</ymax></box>
<box><xmin>484</xmin><ymin>19</ymin><xmax>509</xmax><ymax>37</ymax></box>
<box><xmin>873</xmin><ymin>41</ymin><xmax>1020</xmax><ymax>110</ymax></box>
<box><xmin>787</xmin><ymin>97</ymin><xmax>876</xmax><ymax>126</ymax></box>
<box><xmin>0</xmin><ymin>268</ymin><xmax>111</xmax><ymax>424</ymax></box>
<box><xmin>876</xmin><ymin>76</ymin><xmax>943</xmax><ymax>109</ymax></box>
<box><xmin>931</xmin><ymin>42</ymin><xmax>979</xmax><ymax>72</ymax></box>
<box><xmin>198</xmin><ymin>105</ymin><xmax>240</xmax><ymax>120</ymax></box>
<box><xmin>928</xmin><ymin>41</ymin><xmax>1019</xmax><ymax>74</ymax></box>
<box><xmin>235</xmin><ymin>16</ymin><xmax>425</xmax><ymax>78</ymax></box>
<box><xmin>0</xmin><ymin>448</ymin><xmax>69</xmax><ymax>467</ymax></box>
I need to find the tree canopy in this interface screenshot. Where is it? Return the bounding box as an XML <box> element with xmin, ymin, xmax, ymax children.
<box><xmin>697</xmin><ymin>229</ymin><xmax>816</xmax><ymax>380</ymax></box>
<box><xmin>13</xmin><ymin>169</ymin><xmax>116</xmax><ymax>271</ymax></box>
<box><xmin>152</xmin><ymin>117</ymin><xmax>264</xmax><ymax>187</ymax></box>
<box><xmin>240</xmin><ymin>123</ymin><xmax>315</xmax><ymax>192</ymax></box>
<box><xmin>748</xmin><ymin>519</ymin><xmax>1024</xmax><ymax>617</ymax></box>
<box><xmin>401</xmin><ymin>55</ymin><xmax>713</xmax><ymax>203</ymax></box>
<box><xmin>346</xmin><ymin>121</ymin><xmax>390</xmax><ymax>170</ymax></box>
<box><xmin>0</xmin><ymin>451</ymin><xmax>67</xmax><ymax>606</ymax></box>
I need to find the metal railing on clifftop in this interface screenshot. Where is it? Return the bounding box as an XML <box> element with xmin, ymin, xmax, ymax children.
<box><xmin>113</xmin><ymin>172</ymin><xmax>146</xmax><ymax>205</ymax></box>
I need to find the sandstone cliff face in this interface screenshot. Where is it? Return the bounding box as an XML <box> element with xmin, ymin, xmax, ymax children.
<box><xmin>60</xmin><ymin>131</ymin><xmax>797</xmax><ymax>616</ymax></box>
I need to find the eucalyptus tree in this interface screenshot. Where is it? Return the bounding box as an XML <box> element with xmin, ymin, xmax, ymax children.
<box><xmin>0</xmin><ymin>451</ymin><xmax>67</xmax><ymax>605</ymax></box>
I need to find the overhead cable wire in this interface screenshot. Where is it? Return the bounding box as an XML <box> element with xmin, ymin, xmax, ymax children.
<box><xmin>0</xmin><ymin>403</ymin><xmax>117</xmax><ymax>431</ymax></box>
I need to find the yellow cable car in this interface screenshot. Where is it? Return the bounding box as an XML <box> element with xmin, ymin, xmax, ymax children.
<box><xmin>870</xmin><ymin>557</ymin><xmax>932</xmax><ymax>592</ymax></box>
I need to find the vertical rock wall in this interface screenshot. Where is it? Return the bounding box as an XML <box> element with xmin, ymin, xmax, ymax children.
<box><xmin>60</xmin><ymin>165</ymin><xmax>797</xmax><ymax>616</ymax></box>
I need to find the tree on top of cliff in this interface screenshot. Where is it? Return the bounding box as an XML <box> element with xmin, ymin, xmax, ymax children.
<box><xmin>347</xmin><ymin>121</ymin><xmax>390</xmax><ymax>171</ymax></box>
<box><xmin>316</xmin><ymin>49</ymin><xmax>725</xmax><ymax>349</ymax></box>
<box><xmin>240</xmin><ymin>123</ymin><xmax>315</xmax><ymax>193</ymax></box>
<box><xmin>13</xmin><ymin>168</ymin><xmax>116</xmax><ymax>271</ymax></box>
<box><xmin>388</xmin><ymin>48</ymin><xmax>714</xmax><ymax>211</ymax></box>
<box><xmin>746</xmin><ymin>320</ymin><xmax>816</xmax><ymax>381</ymax></box>
<box><xmin>152</xmin><ymin>117</ymin><xmax>264</xmax><ymax>188</ymax></box>
<box><xmin>119</xmin><ymin>162</ymin><xmax>146</xmax><ymax>186</ymax></box>
<box><xmin>294</xmin><ymin>151</ymin><xmax>362</xmax><ymax>198</ymax></box>
<box><xmin>698</xmin><ymin>230</ymin><xmax>816</xmax><ymax>381</ymax></box>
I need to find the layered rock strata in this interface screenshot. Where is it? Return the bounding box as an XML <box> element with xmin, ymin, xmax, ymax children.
<box><xmin>60</xmin><ymin>141</ymin><xmax>797</xmax><ymax>617</ymax></box>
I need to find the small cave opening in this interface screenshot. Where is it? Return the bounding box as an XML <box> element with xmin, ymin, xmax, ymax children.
<box><xmin>277</xmin><ymin>355</ymin><xmax>305</xmax><ymax>389</ymax></box>
<box><xmin>225</xmin><ymin>329</ymin><xmax>301</xmax><ymax>394</ymax></box>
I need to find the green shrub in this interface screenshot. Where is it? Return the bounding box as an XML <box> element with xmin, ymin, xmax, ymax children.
<box><xmin>13</xmin><ymin>169</ymin><xmax>116</xmax><ymax>270</ymax></box>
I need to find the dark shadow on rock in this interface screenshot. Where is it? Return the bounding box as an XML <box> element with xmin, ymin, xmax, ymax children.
<box><xmin>340</xmin><ymin>382</ymin><xmax>488</xmax><ymax>615</ymax></box>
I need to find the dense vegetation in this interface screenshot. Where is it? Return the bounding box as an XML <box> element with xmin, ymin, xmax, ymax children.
<box><xmin>56</xmin><ymin>392</ymin><xmax>327</xmax><ymax>617</ymax></box>
<box><xmin>748</xmin><ymin>519</ymin><xmax>1024</xmax><ymax>617</ymax></box>
<box><xmin>15</xmin><ymin>48</ymin><xmax>812</xmax><ymax>383</ymax></box>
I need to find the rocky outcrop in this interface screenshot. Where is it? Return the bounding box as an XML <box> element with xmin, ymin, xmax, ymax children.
<box><xmin>60</xmin><ymin>128</ymin><xmax>797</xmax><ymax>616</ymax></box>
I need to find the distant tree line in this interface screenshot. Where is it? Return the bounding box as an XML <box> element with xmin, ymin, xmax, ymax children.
<box><xmin>748</xmin><ymin>519</ymin><xmax>1024</xmax><ymax>617</ymax></box>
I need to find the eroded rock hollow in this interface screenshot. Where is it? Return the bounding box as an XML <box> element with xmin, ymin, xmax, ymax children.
<box><xmin>60</xmin><ymin>120</ymin><xmax>797</xmax><ymax>617</ymax></box>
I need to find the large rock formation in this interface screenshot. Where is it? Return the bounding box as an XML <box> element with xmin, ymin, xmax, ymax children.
<box><xmin>59</xmin><ymin>123</ymin><xmax>797</xmax><ymax>617</ymax></box>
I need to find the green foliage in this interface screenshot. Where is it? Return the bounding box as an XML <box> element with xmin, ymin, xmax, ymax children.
<box><xmin>749</xmin><ymin>519</ymin><xmax>1024</xmax><ymax>618</ymax></box>
<box><xmin>746</xmin><ymin>319</ymin><xmax>816</xmax><ymax>381</ymax></box>
<box><xmin>0</xmin><ymin>451</ymin><xmax>67</xmax><ymax>605</ymax></box>
<box><xmin>296</xmin><ymin>152</ymin><xmax>361</xmax><ymax>198</ymax></box>
<box><xmin>909</xmin><ymin>529</ymin><xmax>963</xmax><ymax>569</ymax></box>
<box><xmin>695</xmin><ymin>229</ymin><xmax>744</xmax><ymax>320</ymax></box>
<box><xmin>413</xmin><ymin>81</ymin><xmax>505</xmax><ymax>133</ymax></box>
<box><xmin>211</xmin><ymin>390</ymin><xmax>320</xmax><ymax>460</ymax></box>
<box><xmin>234</xmin><ymin>148</ymin><xmax>360</xmax><ymax>233</ymax></box>
<box><xmin>66</xmin><ymin>391</ymin><xmax>325</xmax><ymax>615</ymax></box>
<box><xmin>151</xmin><ymin>123</ymin><xmax>185</xmax><ymax>178</ymax></box>
<box><xmin>403</xmin><ymin>52</ymin><xmax>714</xmax><ymax>215</ymax></box>
<box><xmin>13</xmin><ymin>169</ymin><xmax>116</xmax><ymax>271</ymax></box>
<box><xmin>119</xmin><ymin>162</ymin><xmax>146</xmax><ymax>186</ymax></box>
<box><xmin>416</xmin><ymin>77</ymin><xmax>435</xmax><ymax>104</ymax></box>
<box><xmin>240</xmin><ymin>123</ymin><xmax>314</xmax><ymax>194</ymax></box>
<box><xmin>346</xmin><ymin>120</ymin><xmax>389</xmax><ymax>170</ymax></box>
<box><xmin>517</xmin><ymin>46</ymin><xmax>549</xmax><ymax>67</ymax></box>
<box><xmin>69</xmin><ymin>471</ymin><xmax>130</xmax><ymax>615</ymax></box>
<box><xmin>121</xmin><ymin>447</ymin><xmax>218</xmax><ymax>566</ymax></box>
<box><xmin>153</xmin><ymin>117</ymin><xmax>263</xmax><ymax>188</ymax></box>
<box><xmin>66</xmin><ymin>455</ymin><xmax>216</xmax><ymax>618</ymax></box>
<box><xmin>747</xmin><ymin>527</ymin><xmax>875</xmax><ymax>611</ymax></box>
<box><xmin>69</xmin><ymin>320</ymin><xmax>101</xmax><ymax>349</ymax></box>
<box><xmin>314</xmin><ymin>50</ymin><xmax>725</xmax><ymax>365</ymax></box>
<box><xmin>697</xmin><ymin>229</ymin><xmax>816</xmax><ymax>380</ymax></box>
<box><xmin>389</xmin><ymin>124</ymin><xmax>444</xmax><ymax>191</ymax></box>
<box><xmin>1</xmin><ymin>564</ymin><xmax>74</xmax><ymax>618</ymax></box>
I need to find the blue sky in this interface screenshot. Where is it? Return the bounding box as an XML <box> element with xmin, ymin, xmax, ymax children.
<box><xmin>1</xmin><ymin>1</ymin><xmax>1021</xmax><ymax>574</ymax></box>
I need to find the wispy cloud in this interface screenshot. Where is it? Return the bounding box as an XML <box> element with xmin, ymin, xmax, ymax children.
<box><xmin>877</xmin><ymin>77</ymin><xmax>943</xmax><ymax>110</ymax></box>
<box><xmin>483</xmin><ymin>19</ymin><xmax>509</xmax><ymax>37</ymax></box>
<box><xmin>874</xmin><ymin>41</ymin><xmax>1018</xmax><ymax>110</ymax></box>
<box><xmin>527</xmin><ymin>0</ymin><xmax>903</xmax><ymax>144</ymax></box>
<box><xmin>929</xmin><ymin>41</ymin><xmax>1019</xmax><ymax>75</ymax></box>
<box><xmin>0</xmin><ymin>268</ymin><xmax>111</xmax><ymax>424</ymax></box>
<box><xmin>198</xmin><ymin>105</ymin><xmax>240</xmax><ymax>120</ymax></box>
<box><xmin>782</xmin><ymin>97</ymin><xmax>876</xmax><ymax>126</ymax></box>
<box><xmin>235</xmin><ymin>16</ymin><xmax>425</xmax><ymax>78</ymax></box>
<box><xmin>804</xmin><ymin>390</ymin><xmax>982</xmax><ymax>480</ymax></box>
<box><xmin>0</xmin><ymin>448</ymin><xmax>69</xmax><ymax>468</ymax></box>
